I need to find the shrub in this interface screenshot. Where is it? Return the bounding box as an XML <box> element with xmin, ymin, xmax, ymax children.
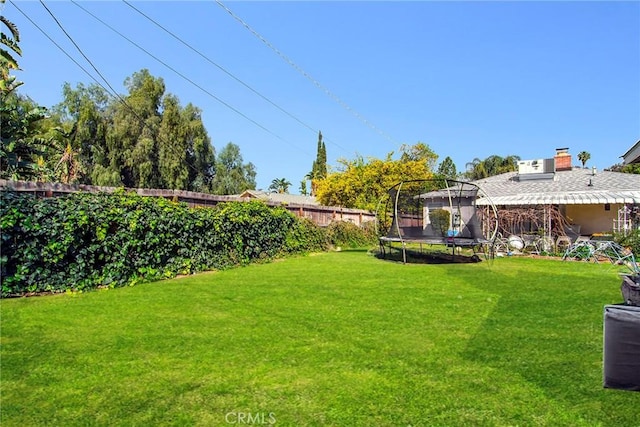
<box><xmin>429</xmin><ymin>209</ymin><xmax>450</xmax><ymax>236</ymax></box>
<box><xmin>0</xmin><ymin>191</ymin><xmax>321</xmax><ymax>297</ymax></box>
<box><xmin>326</xmin><ymin>220</ymin><xmax>378</xmax><ymax>248</ymax></box>
<box><xmin>614</xmin><ymin>229</ymin><xmax>640</xmax><ymax>257</ymax></box>
<box><xmin>285</xmin><ymin>217</ymin><xmax>329</xmax><ymax>253</ymax></box>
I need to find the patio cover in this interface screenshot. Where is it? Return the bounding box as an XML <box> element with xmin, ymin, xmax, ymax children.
<box><xmin>476</xmin><ymin>190</ymin><xmax>640</xmax><ymax>206</ymax></box>
<box><xmin>472</xmin><ymin>169</ymin><xmax>640</xmax><ymax>206</ymax></box>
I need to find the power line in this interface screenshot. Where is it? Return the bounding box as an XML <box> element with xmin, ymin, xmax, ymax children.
<box><xmin>9</xmin><ymin>1</ymin><xmax>107</xmax><ymax>94</ymax></box>
<box><xmin>122</xmin><ymin>0</ymin><xmax>347</xmax><ymax>155</ymax></box>
<box><xmin>12</xmin><ymin>1</ymin><xmax>205</xmax><ymax>178</ymax></box>
<box><xmin>214</xmin><ymin>0</ymin><xmax>399</xmax><ymax>147</ymax></box>
<box><xmin>69</xmin><ymin>0</ymin><xmax>310</xmax><ymax>156</ymax></box>
<box><xmin>38</xmin><ymin>0</ymin><xmax>131</xmax><ymax>111</ymax></box>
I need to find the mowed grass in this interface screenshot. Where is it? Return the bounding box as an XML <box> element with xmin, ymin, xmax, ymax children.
<box><xmin>1</xmin><ymin>250</ymin><xmax>636</xmax><ymax>426</ymax></box>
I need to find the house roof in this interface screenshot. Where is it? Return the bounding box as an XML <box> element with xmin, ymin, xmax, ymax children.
<box><xmin>474</xmin><ymin>168</ymin><xmax>640</xmax><ymax>206</ymax></box>
<box><xmin>621</xmin><ymin>140</ymin><xmax>640</xmax><ymax>165</ymax></box>
<box><xmin>239</xmin><ymin>190</ymin><xmax>319</xmax><ymax>205</ymax></box>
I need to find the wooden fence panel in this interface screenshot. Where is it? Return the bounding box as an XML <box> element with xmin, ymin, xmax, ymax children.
<box><xmin>0</xmin><ymin>180</ymin><xmax>376</xmax><ymax>227</ymax></box>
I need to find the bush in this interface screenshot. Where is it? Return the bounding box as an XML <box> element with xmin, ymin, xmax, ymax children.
<box><xmin>285</xmin><ymin>217</ymin><xmax>329</xmax><ymax>253</ymax></box>
<box><xmin>0</xmin><ymin>191</ymin><xmax>321</xmax><ymax>297</ymax></box>
<box><xmin>326</xmin><ymin>220</ymin><xmax>378</xmax><ymax>248</ymax></box>
<box><xmin>429</xmin><ymin>209</ymin><xmax>450</xmax><ymax>236</ymax></box>
<box><xmin>614</xmin><ymin>229</ymin><xmax>640</xmax><ymax>257</ymax></box>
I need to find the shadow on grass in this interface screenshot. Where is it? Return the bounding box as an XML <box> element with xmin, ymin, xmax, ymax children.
<box><xmin>374</xmin><ymin>247</ymin><xmax>483</xmax><ymax>264</ymax></box>
<box><xmin>458</xmin><ymin>262</ymin><xmax>636</xmax><ymax>421</ymax></box>
<box><xmin>334</xmin><ymin>247</ymin><xmax>372</xmax><ymax>253</ymax></box>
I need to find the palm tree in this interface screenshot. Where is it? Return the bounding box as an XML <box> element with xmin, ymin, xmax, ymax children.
<box><xmin>464</xmin><ymin>157</ymin><xmax>487</xmax><ymax>180</ymax></box>
<box><xmin>1</xmin><ymin>5</ymin><xmax>23</xmax><ymax>97</ymax></box>
<box><xmin>269</xmin><ymin>178</ymin><xmax>291</xmax><ymax>194</ymax></box>
<box><xmin>464</xmin><ymin>154</ymin><xmax>521</xmax><ymax>180</ymax></box>
<box><xmin>577</xmin><ymin>151</ymin><xmax>591</xmax><ymax>168</ymax></box>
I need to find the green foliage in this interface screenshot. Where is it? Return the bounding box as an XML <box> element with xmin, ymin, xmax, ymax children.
<box><xmin>464</xmin><ymin>154</ymin><xmax>520</xmax><ymax>180</ymax></box>
<box><xmin>49</xmin><ymin>70</ymin><xmax>215</xmax><ymax>191</ymax></box>
<box><xmin>285</xmin><ymin>217</ymin><xmax>328</xmax><ymax>253</ymax></box>
<box><xmin>315</xmin><ymin>144</ymin><xmax>436</xmax><ymax>211</ymax></box>
<box><xmin>622</xmin><ymin>163</ymin><xmax>640</xmax><ymax>174</ymax></box>
<box><xmin>609</xmin><ymin>163</ymin><xmax>640</xmax><ymax>175</ymax></box>
<box><xmin>299</xmin><ymin>179</ymin><xmax>308</xmax><ymax>195</ymax></box>
<box><xmin>0</xmin><ymin>92</ymin><xmax>51</xmax><ymax>180</ymax></box>
<box><xmin>429</xmin><ymin>208</ymin><xmax>450</xmax><ymax>236</ymax></box>
<box><xmin>211</xmin><ymin>142</ymin><xmax>256</xmax><ymax>194</ymax></box>
<box><xmin>308</xmin><ymin>131</ymin><xmax>327</xmax><ymax>196</ymax></box>
<box><xmin>399</xmin><ymin>142</ymin><xmax>438</xmax><ymax>169</ymax></box>
<box><xmin>1</xmin><ymin>7</ymin><xmax>22</xmax><ymax>95</ymax></box>
<box><xmin>268</xmin><ymin>177</ymin><xmax>292</xmax><ymax>194</ymax></box>
<box><xmin>0</xmin><ymin>191</ymin><xmax>321</xmax><ymax>297</ymax></box>
<box><xmin>1</xmin><ymin>254</ymin><xmax>636</xmax><ymax>425</ymax></box>
<box><xmin>0</xmin><ymin>13</ymin><xmax>53</xmax><ymax>181</ymax></box>
<box><xmin>577</xmin><ymin>151</ymin><xmax>591</xmax><ymax>168</ymax></box>
<box><xmin>614</xmin><ymin>228</ymin><xmax>640</xmax><ymax>257</ymax></box>
<box><xmin>437</xmin><ymin>156</ymin><xmax>458</xmax><ymax>178</ymax></box>
<box><xmin>326</xmin><ymin>220</ymin><xmax>378</xmax><ymax>248</ymax></box>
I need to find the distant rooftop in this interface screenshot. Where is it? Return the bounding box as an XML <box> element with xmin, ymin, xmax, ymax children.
<box><xmin>239</xmin><ymin>190</ymin><xmax>319</xmax><ymax>205</ymax></box>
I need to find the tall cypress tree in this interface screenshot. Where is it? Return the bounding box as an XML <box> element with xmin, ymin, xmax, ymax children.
<box><xmin>308</xmin><ymin>130</ymin><xmax>327</xmax><ymax>196</ymax></box>
<box><xmin>310</xmin><ymin>131</ymin><xmax>327</xmax><ymax>179</ymax></box>
<box><xmin>319</xmin><ymin>134</ymin><xmax>327</xmax><ymax>178</ymax></box>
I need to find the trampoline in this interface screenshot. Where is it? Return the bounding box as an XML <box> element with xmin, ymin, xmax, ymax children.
<box><xmin>376</xmin><ymin>179</ymin><xmax>499</xmax><ymax>263</ymax></box>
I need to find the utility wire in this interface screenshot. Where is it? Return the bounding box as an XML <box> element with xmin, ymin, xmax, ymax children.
<box><xmin>10</xmin><ymin>1</ymin><xmax>107</xmax><ymax>94</ymax></box>
<box><xmin>38</xmin><ymin>0</ymin><xmax>132</xmax><ymax>111</ymax></box>
<box><xmin>70</xmin><ymin>0</ymin><xmax>309</xmax><ymax>156</ymax></box>
<box><xmin>13</xmin><ymin>0</ymin><xmax>202</xmax><ymax>177</ymax></box>
<box><xmin>214</xmin><ymin>0</ymin><xmax>399</xmax><ymax>147</ymax></box>
<box><xmin>122</xmin><ymin>0</ymin><xmax>347</xmax><ymax>154</ymax></box>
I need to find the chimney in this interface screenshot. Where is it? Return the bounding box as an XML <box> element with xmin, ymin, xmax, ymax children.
<box><xmin>554</xmin><ymin>147</ymin><xmax>572</xmax><ymax>171</ymax></box>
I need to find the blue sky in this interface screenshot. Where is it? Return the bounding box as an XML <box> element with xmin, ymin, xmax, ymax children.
<box><xmin>5</xmin><ymin>1</ymin><xmax>639</xmax><ymax>192</ymax></box>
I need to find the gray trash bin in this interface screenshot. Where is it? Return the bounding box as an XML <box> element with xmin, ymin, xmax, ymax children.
<box><xmin>603</xmin><ymin>304</ymin><xmax>640</xmax><ymax>391</ymax></box>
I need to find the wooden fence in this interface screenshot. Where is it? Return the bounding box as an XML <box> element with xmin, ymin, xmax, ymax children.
<box><xmin>0</xmin><ymin>180</ymin><xmax>376</xmax><ymax>227</ymax></box>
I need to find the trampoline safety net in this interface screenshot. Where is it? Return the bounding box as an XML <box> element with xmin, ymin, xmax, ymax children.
<box><xmin>376</xmin><ymin>179</ymin><xmax>498</xmax><ymax>262</ymax></box>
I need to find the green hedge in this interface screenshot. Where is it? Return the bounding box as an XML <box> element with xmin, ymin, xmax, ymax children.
<box><xmin>0</xmin><ymin>191</ymin><xmax>328</xmax><ymax>297</ymax></box>
<box><xmin>326</xmin><ymin>220</ymin><xmax>378</xmax><ymax>248</ymax></box>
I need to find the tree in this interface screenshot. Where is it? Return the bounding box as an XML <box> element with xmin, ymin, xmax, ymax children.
<box><xmin>314</xmin><ymin>143</ymin><xmax>436</xmax><ymax>211</ymax></box>
<box><xmin>436</xmin><ymin>156</ymin><xmax>457</xmax><ymax>178</ymax></box>
<box><xmin>49</xmin><ymin>82</ymin><xmax>110</xmax><ymax>184</ymax></box>
<box><xmin>607</xmin><ymin>163</ymin><xmax>640</xmax><ymax>175</ymax></box>
<box><xmin>399</xmin><ymin>142</ymin><xmax>438</xmax><ymax>170</ymax></box>
<box><xmin>211</xmin><ymin>142</ymin><xmax>256</xmax><ymax>195</ymax></box>
<box><xmin>0</xmin><ymin>8</ymin><xmax>51</xmax><ymax>181</ymax></box>
<box><xmin>299</xmin><ymin>180</ymin><xmax>308</xmax><ymax>196</ymax></box>
<box><xmin>577</xmin><ymin>151</ymin><xmax>591</xmax><ymax>168</ymax></box>
<box><xmin>464</xmin><ymin>154</ymin><xmax>520</xmax><ymax>180</ymax></box>
<box><xmin>157</xmin><ymin>94</ymin><xmax>190</xmax><ymax>190</ymax></box>
<box><xmin>269</xmin><ymin>178</ymin><xmax>292</xmax><ymax>194</ymax></box>
<box><xmin>72</xmin><ymin>69</ymin><xmax>215</xmax><ymax>190</ymax></box>
<box><xmin>0</xmin><ymin>92</ymin><xmax>50</xmax><ymax>180</ymax></box>
<box><xmin>464</xmin><ymin>157</ymin><xmax>487</xmax><ymax>180</ymax></box>
<box><xmin>181</xmin><ymin>103</ymin><xmax>215</xmax><ymax>192</ymax></box>
<box><xmin>1</xmin><ymin>4</ymin><xmax>22</xmax><ymax>96</ymax></box>
<box><xmin>308</xmin><ymin>130</ymin><xmax>327</xmax><ymax>195</ymax></box>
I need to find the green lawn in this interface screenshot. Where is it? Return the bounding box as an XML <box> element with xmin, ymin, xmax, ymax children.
<box><xmin>1</xmin><ymin>251</ymin><xmax>636</xmax><ymax>426</ymax></box>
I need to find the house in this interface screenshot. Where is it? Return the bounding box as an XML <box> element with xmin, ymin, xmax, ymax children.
<box><xmin>238</xmin><ymin>190</ymin><xmax>319</xmax><ymax>206</ymax></box>
<box><xmin>238</xmin><ymin>189</ymin><xmax>374</xmax><ymax>226</ymax></box>
<box><xmin>621</xmin><ymin>140</ymin><xmax>640</xmax><ymax>165</ymax></box>
<box><xmin>474</xmin><ymin>149</ymin><xmax>640</xmax><ymax>237</ymax></box>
